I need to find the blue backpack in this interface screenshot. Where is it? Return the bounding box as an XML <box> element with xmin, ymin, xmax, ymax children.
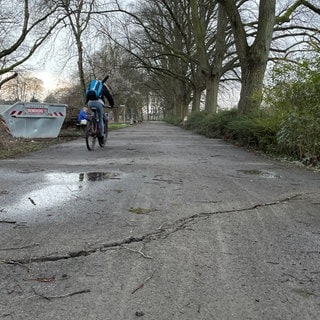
<box><xmin>86</xmin><ymin>79</ymin><xmax>103</xmax><ymax>100</ymax></box>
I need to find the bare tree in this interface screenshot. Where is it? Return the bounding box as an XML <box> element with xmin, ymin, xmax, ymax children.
<box><xmin>215</xmin><ymin>0</ymin><xmax>320</xmax><ymax>113</ymax></box>
<box><xmin>108</xmin><ymin>0</ymin><xmax>194</xmax><ymax>121</ymax></box>
<box><xmin>0</xmin><ymin>0</ymin><xmax>65</xmax><ymax>89</ymax></box>
<box><xmin>1</xmin><ymin>73</ymin><xmax>43</xmax><ymax>101</ymax></box>
<box><xmin>190</xmin><ymin>1</ymin><xmax>232</xmax><ymax>113</ymax></box>
<box><xmin>107</xmin><ymin>1</ymin><xmax>228</xmax><ymax>118</ymax></box>
<box><xmin>58</xmin><ymin>0</ymin><xmax>96</xmax><ymax>100</ymax></box>
<box><xmin>215</xmin><ymin>0</ymin><xmax>276</xmax><ymax>113</ymax></box>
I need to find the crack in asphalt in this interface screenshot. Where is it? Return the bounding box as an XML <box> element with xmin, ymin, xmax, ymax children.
<box><xmin>3</xmin><ymin>194</ymin><xmax>301</xmax><ymax>266</ymax></box>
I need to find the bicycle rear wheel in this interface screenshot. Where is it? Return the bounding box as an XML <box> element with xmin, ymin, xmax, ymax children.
<box><xmin>99</xmin><ymin>117</ymin><xmax>108</xmax><ymax>148</ymax></box>
<box><xmin>85</xmin><ymin>122</ymin><xmax>97</xmax><ymax>151</ymax></box>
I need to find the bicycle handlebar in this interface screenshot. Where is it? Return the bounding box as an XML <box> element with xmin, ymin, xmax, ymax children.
<box><xmin>102</xmin><ymin>75</ymin><xmax>109</xmax><ymax>83</ymax></box>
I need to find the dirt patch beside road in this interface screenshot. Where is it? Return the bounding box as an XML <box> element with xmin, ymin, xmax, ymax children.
<box><xmin>0</xmin><ymin>122</ymin><xmax>129</xmax><ymax>159</ymax></box>
<box><xmin>0</xmin><ymin>123</ymin><xmax>81</xmax><ymax>159</ymax></box>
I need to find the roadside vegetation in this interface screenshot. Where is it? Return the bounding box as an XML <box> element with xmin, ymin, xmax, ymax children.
<box><xmin>183</xmin><ymin>55</ymin><xmax>320</xmax><ymax>168</ymax></box>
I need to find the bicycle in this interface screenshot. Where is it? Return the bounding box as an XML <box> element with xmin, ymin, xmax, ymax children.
<box><xmin>85</xmin><ymin>107</ymin><xmax>109</xmax><ymax>151</ymax></box>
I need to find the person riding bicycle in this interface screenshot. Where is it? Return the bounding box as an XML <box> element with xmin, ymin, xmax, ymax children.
<box><xmin>86</xmin><ymin>76</ymin><xmax>115</xmax><ymax>144</ymax></box>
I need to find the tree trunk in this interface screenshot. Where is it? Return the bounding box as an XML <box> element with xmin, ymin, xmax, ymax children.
<box><xmin>238</xmin><ymin>54</ymin><xmax>267</xmax><ymax>113</ymax></box>
<box><xmin>217</xmin><ymin>0</ymin><xmax>276</xmax><ymax>113</ymax></box>
<box><xmin>204</xmin><ymin>4</ymin><xmax>228</xmax><ymax>114</ymax></box>
<box><xmin>205</xmin><ymin>76</ymin><xmax>219</xmax><ymax>113</ymax></box>
<box><xmin>174</xmin><ymin>96</ymin><xmax>184</xmax><ymax>122</ymax></box>
<box><xmin>192</xmin><ymin>87</ymin><xmax>201</xmax><ymax>112</ymax></box>
<box><xmin>76</xmin><ymin>38</ymin><xmax>86</xmax><ymax>105</ymax></box>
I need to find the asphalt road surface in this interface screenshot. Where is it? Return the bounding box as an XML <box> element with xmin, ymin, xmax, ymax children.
<box><xmin>1</xmin><ymin>121</ymin><xmax>320</xmax><ymax>320</ymax></box>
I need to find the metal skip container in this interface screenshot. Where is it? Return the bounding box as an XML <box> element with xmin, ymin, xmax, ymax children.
<box><xmin>0</xmin><ymin>102</ymin><xmax>67</xmax><ymax>138</ymax></box>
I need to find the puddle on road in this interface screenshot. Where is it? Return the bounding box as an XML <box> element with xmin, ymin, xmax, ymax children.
<box><xmin>1</xmin><ymin>171</ymin><xmax>122</xmax><ymax>221</ymax></box>
<box><xmin>237</xmin><ymin>169</ymin><xmax>281</xmax><ymax>179</ymax></box>
<box><xmin>79</xmin><ymin>172</ymin><xmax>121</xmax><ymax>181</ymax></box>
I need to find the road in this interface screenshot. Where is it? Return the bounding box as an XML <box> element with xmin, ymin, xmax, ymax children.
<box><xmin>0</xmin><ymin>121</ymin><xmax>320</xmax><ymax>320</ymax></box>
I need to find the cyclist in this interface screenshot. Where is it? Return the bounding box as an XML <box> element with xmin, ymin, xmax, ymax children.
<box><xmin>86</xmin><ymin>77</ymin><xmax>115</xmax><ymax>144</ymax></box>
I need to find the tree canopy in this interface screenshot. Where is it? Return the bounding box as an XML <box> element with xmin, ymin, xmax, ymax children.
<box><xmin>0</xmin><ymin>0</ymin><xmax>319</xmax><ymax>120</ymax></box>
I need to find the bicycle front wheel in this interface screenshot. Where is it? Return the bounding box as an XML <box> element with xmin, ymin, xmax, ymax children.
<box><xmin>85</xmin><ymin>122</ymin><xmax>97</xmax><ymax>151</ymax></box>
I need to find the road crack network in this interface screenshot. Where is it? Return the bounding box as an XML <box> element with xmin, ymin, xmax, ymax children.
<box><xmin>2</xmin><ymin>194</ymin><xmax>301</xmax><ymax>266</ymax></box>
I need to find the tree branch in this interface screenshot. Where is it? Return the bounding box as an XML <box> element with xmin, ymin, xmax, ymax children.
<box><xmin>302</xmin><ymin>0</ymin><xmax>320</xmax><ymax>15</ymax></box>
<box><xmin>0</xmin><ymin>72</ymin><xmax>18</xmax><ymax>89</ymax></box>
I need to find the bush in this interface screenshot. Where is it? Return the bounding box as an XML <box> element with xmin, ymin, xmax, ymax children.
<box><xmin>204</xmin><ymin>109</ymin><xmax>238</xmax><ymax>138</ymax></box>
<box><xmin>277</xmin><ymin>111</ymin><xmax>320</xmax><ymax>159</ymax></box>
<box><xmin>224</xmin><ymin>110</ymin><xmax>279</xmax><ymax>152</ymax></box>
<box><xmin>184</xmin><ymin>109</ymin><xmax>238</xmax><ymax>138</ymax></box>
<box><xmin>265</xmin><ymin>55</ymin><xmax>320</xmax><ymax>160</ymax></box>
<box><xmin>184</xmin><ymin>109</ymin><xmax>278</xmax><ymax>153</ymax></box>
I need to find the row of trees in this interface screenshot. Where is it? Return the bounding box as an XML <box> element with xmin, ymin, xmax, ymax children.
<box><xmin>117</xmin><ymin>0</ymin><xmax>319</xmax><ymax>119</ymax></box>
<box><xmin>0</xmin><ymin>0</ymin><xmax>319</xmax><ymax>122</ymax></box>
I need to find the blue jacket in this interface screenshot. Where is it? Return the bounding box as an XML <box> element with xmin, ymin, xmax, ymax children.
<box><xmin>78</xmin><ymin>109</ymin><xmax>89</xmax><ymax>123</ymax></box>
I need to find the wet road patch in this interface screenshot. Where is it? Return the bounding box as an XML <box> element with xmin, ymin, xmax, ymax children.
<box><xmin>79</xmin><ymin>172</ymin><xmax>121</xmax><ymax>181</ymax></box>
<box><xmin>237</xmin><ymin>169</ymin><xmax>281</xmax><ymax>179</ymax></box>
